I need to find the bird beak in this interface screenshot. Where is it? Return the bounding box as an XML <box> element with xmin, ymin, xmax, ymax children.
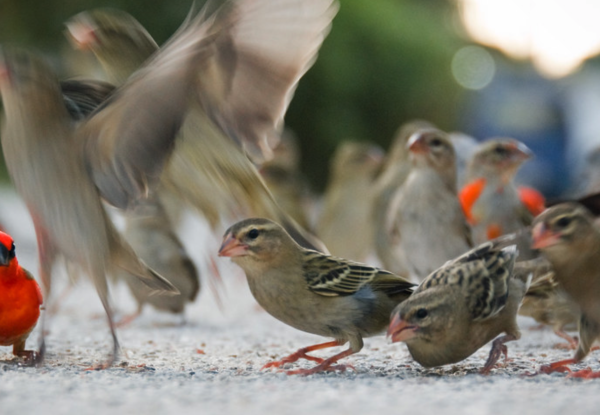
<box><xmin>508</xmin><ymin>141</ymin><xmax>533</xmax><ymax>162</ymax></box>
<box><xmin>218</xmin><ymin>233</ymin><xmax>249</xmax><ymax>257</ymax></box>
<box><xmin>0</xmin><ymin>244</ymin><xmax>10</xmax><ymax>266</ymax></box>
<box><xmin>531</xmin><ymin>223</ymin><xmax>560</xmax><ymax>249</ymax></box>
<box><xmin>387</xmin><ymin>314</ymin><xmax>418</xmax><ymax>343</ymax></box>
<box><xmin>65</xmin><ymin>19</ymin><xmax>98</xmax><ymax>50</ymax></box>
<box><xmin>407</xmin><ymin>133</ymin><xmax>427</xmax><ymax>154</ymax></box>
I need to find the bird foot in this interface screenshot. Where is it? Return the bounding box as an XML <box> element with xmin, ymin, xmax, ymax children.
<box><xmin>82</xmin><ymin>361</ymin><xmax>115</xmax><ymax>371</ymax></box>
<box><xmin>262</xmin><ymin>351</ymin><xmax>325</xmax><ymax>370</ymax></box>
<box><xmin>567</xmin><ymin>368</ymin><xmax>600</xmax><ymax>379</ymax></box>
<box><xmin>14</xmin><ymin>350</ymin><xmax>42</xmax><ymax>367</ymax></box>
<box><xmin>552</xmin><ymin>342</ymin><xmax>577</xmax><ymax>350</ymax></box>
<box><xmin>538</xmin><ymin>358</ymin><xmax>579</xmax><ymax>375</ymax></box>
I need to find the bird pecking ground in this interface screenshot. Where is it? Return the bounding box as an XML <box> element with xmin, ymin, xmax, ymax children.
<box><xmin>0</xmin><ymin>187</ymin><xmax>599</xmax><ymax>415</ymax></box>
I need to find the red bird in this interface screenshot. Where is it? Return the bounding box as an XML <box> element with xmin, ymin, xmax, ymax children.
<box><xmin>0</xmin><ymin>231</ymin><xmax>43</xmax><ymax>362</ymax></box>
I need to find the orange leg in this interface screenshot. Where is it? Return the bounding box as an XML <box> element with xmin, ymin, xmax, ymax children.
<box><xmin>567</xmin><ymin>368</ymin><xmax>600</xmax><ymax>379</ymax></box>
<box><xmin>480</xmin><ymin>334</ymin><xmax>516</xmax><ymax>375</ymax></box>
<box><xmin>262</xmin><ymin>340</ymin><xmax>342</xmax><ymax>370</ymax></box>
<box><xmin>285</xmin><ymin>348</ymin><xmax>356</xmax><ymax>376</ymax></box>
<box><xmin>115</xmin><ymin>308</ymin><xmax>142</xmax><ymax>328</ymax></box>
<box><xmin>552</xmin><ymin>330</ymin><xmax>579</xmax><ymax>350</ymax></box>
<box><xmin>539</xmin><ymin>358</ymin><xmax>579</xmax><ymax>374</ymax></box>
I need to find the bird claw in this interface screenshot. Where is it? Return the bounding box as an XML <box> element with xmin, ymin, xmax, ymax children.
<box><xmin>539</xmin><ymin>364</ymin><xmax>572</xmax><ymax>375</ymax></box>
<box><xmin>15</xmin><ymin>350</ymin><xmax>42</xmax><ymax>367</ymax></box>
<box><xmin>567</xmin><ymin>368</ymin><xmax>600</xmax><ymax>379</ymax></box>
<box><xmin>261</xmin><ymin>351</ymin><xmax>325</xmax><ymax>371</ymax></box>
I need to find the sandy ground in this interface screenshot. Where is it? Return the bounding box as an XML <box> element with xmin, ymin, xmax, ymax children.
<box><xmin>1</xmin><ymin>188</ymin><xmax>599</xmax><ymax>415</ymax></box>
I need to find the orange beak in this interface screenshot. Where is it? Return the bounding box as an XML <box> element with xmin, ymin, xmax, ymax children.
<box><xmin>387</xmin><ymin>313</ymin><xmax>418</xmax><ymax>343</ymax></box>
<box><xmin>218</xmin><ymin>233</ymin><xmax>249</xmax><ymax>257</ymax></box>
<box><xmin>531</xmin><ymin>223</ymin><xmax>560</xmax><ymax>249</ymax></box>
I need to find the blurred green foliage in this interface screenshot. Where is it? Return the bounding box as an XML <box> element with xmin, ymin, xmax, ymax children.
<box><xmin>0</xmin><ymin>0</ymin><xmax>467</xmax><ymax>189</ymax></box>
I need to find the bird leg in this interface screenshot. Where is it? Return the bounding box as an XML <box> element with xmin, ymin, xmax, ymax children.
<box><xmin>84</xmin><ymin>278</ymin><xmax>120</xmax><ymax>370</ymax></box>
<box><xmin>567</xmin><ymin>368</ymin><xmax>600</xmax><ymax>379</ymax></box>
<box><xmin>539</xmin><ymin>358</ymin><xmax>579</xmax><ymax>374</ymax></box>
<box><xmin>262</xmin><ymin>340</ymin><xmax>342</xmax><ymax>370</ymax></box>
<box><xmin>285</xmin><ymin>347</ymin><xmax>356</xmax><ymax>376</ymax></box>
<box><xmin>480</xmin><ymin>334</ymin><xmax>517</xmax><ymax>375</ymax></box>
<box><xmin>12</xmin><ymin>340</ymin><xmax>41</xmax><ymax>366</ymax></box>
<box><xmin>552</xmin><ymin>330</ymin><xmax>579</xmax><ymax>350</ymax></box>
<box><xmin>115</xmin><ymin>306</ymin><xmax>143</xmax><ymax>328</ymax></box>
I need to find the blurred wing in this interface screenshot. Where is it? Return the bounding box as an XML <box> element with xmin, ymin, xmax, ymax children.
<box><xmin>61</xmin><ymin>79</ymin><xmax>116</xmax><ymax>121</ymax></box>
<box><xmin>302</xmin><ymin>250</ymin><xmax>413</xmax><ymax>297</ymax></box>
<box><xmin>78</xmin><ymin>8</ymin><xmax>219</xmax><ymax>209</ymax></box>
<box><xmin>198</xmin><ymin>0</ymin><xmax>338</xmax><ymax>162</ymax></box>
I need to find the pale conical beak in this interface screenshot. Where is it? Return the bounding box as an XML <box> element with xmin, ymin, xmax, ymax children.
<box><xmin>218</xmin><ymin>233</ymin><xmax>249</xmax><ymax>258</ymax></box>
<box><xmin>387</xmin><ymin>313</ymin><xmax>418</xmax><ymax>343</ymax></box>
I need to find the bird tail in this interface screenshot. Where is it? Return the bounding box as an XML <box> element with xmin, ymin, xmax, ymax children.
<box><xmin>112</xmin><ymin>237</ymin><xmax>179</xmax><ymax>296</ymax></box>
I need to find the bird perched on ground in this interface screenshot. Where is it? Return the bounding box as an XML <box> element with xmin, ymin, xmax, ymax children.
<box><xmin>317</xmin><ymin>141</ymin><xmax>383</xmax><ymax>262</ymax></box>
<box><xmin>0</xmin><ymin>231</ymin><xmax>43</xmax><ymax>363</ymax></box>
<box><xmin>65</xmin><ymin>3</ymin><xmax>336</xmax><ymax>254</ymax></box>
<box><xmin>518</xmin><ymin>264</ymin><xmax>580</xmax><ymax>348</ymax></box>
<box><xmin>531</xmin><ymin>203</ymin><xmax>600</xmax><ymax>377</ymax></box>
<box><xmin>459</xmin><ymin>139</ymin><xmax>545</xmax><ymax>246</ymax></box>
<box><xmin>117</xmin><ymin>194</ymin><xmax>200</xmax><ymax>325</ymax></box>
<box><xmin>388</xmin><ymin>241</ymin><xmax>526</xmax><ymax>374</ymax></box>
<box><xmin>386</xmin><ymin>128</ymin><xmax>472</xmax><ymax>280</ymax></box>
<box><xmin>218</xmin><ymin>218</ymin><xmax>415</xmax><ymax>375</ymax></box>
<box><xmin>372</xmin><ymin>120</ymin><xmax>434</xmax><ymax>274</ymax></box>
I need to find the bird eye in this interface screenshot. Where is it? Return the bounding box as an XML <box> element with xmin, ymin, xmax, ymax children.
<box><xmin>555</xmin><ymin>216</ymin><xmax>572</xmax><ymax>228</ymax></box>
<box><xmin>415</xmin><ymin>308</ymin><xmax>428</xmax><ymax>319</ymax></box>
<box><xmin>494</xmin><ymin>146</ymin><xmax>508</xmax><ymax>156</ymax></box>
<box><xmin>430</xmin><ymin>138</ymin><xmax>442</xmax><ymax>147</ymax></box>
<box><xmin>248</xmin><ymin>229</ymin><xmax>260</xmax><ymax>239</ymax></box>
<box><xmin>9</xmin><ymin>242</ymin><xmax>15</xmax><ymax>259</ymax></box>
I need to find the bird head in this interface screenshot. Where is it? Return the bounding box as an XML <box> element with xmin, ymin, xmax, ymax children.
<box><xmin>65</xmin><ymin>9</ymin><xmax>156</xmax><ymax>53</ymax></box>
<box><xmin>218</xmin><ymin>218</ymin><xmax>297</xmax><ymax>268</ymax></box>
<box><xmin>388</xmin><ymin>286</ymin><xmax>457</xmax><ymax>345</ymax></box>
<box><xmin>407</xmin><ymin>128</ymin><xmax>456</xmax><ymax>183</ymax></box>
<box><xmin>0</xmin><ymin>231</ymin><xmax>17</xmax><ymax>268</ymax></box>
<box><xmin>532</xmin><ymin>203</ymin><xmax>598</xmax><ymax>258</ymax></box>
<box><xmin>0</xmin><ymin>47</ymin><xmax>58</xmax><ymax>97</ymax></box>
<box><xmin>469</xmin><ymin>138</ymin><xmax>532</xmax><ymax>184</ymax></box>
<box><xmin>330</xmin><ymin>141</ymin><xmax>384</xmax><ymax>182</ymax></box>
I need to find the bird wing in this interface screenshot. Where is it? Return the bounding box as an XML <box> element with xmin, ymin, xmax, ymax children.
<box><xmin>418</xmin><ymin>243</ymin><xmax>517</xmax><ymax>320</ymax></box>
<box><xmin>78</xmin><ymin>6</ymin><xmax>219</xmax><ymax>209</ymax></box>
<box><xmin>60</xmin><ymin>79</ymin><xmax>116</xmax><ymax>121</ymax></box>
<box><xmin>302</xmin><ymin>250</ymin><xmax>414</xmax><ymax>297</ymax></box>
<box><xmin>197</xmin><ymin>0</ymin><xmax>339</xmax><ymax>162</ymax></box>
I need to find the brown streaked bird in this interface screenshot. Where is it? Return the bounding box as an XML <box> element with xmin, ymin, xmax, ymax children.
<box><xmin>459</xmin><ymin>139</ymin><xmax>544</xmax><ymax>261</ymax></box>
<box><xmin>66</xmin><ymin>2</ymin><xmax>336</xmax><ymax>252</ymax></box>
<box><xmin>388</xmin><ymin>242</ymin><xmax>527</xmax><ymax>374</ymax></box>
<box><xmin>373</xmin><ymin>120</ymin><xmax>435</xmax><ymax>274</ymax></box>
<box><xmin>531</xmin><ymin>203</ymin><xmax>600</xmax><ymax>378</ymax></box>
<box><xmin>218</xmin><ymin>218</ymin><xmax>415</xmax><ymax>375</ymax></box>
<box><xmin>386</xmin><ymin>128</ymin><xmax>472</xmax><ymax>280</ymax></box>
<box><xmin>317</xmin><ymin>141</ymin><xmax>384</xmax><ymax>262</ymax></box>
<box><xmin>117</xmin><ymin>194</ymin><xmax>200</xmax><ymax>324</ymax></box>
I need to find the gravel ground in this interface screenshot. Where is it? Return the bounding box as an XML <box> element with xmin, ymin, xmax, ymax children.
<box><xmin>1</xmin><ymin>187</ymin><xmax>599</xmax><ymax>415</ymax></box>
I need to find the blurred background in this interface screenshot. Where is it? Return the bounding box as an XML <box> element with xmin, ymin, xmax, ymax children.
<box><xmin>2</xmin><ymin>0</ymin><xmax>600</xmax><ymax>197</ymax></box>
